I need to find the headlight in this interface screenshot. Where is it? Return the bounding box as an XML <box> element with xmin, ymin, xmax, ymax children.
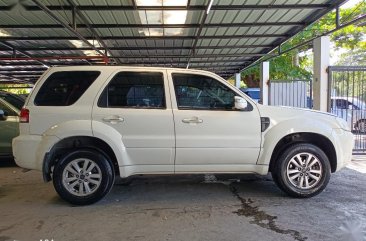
<box><xmin>336</xmin><ymin>117</ymin><xmax>351</xmax><ymax>131</ymax></box>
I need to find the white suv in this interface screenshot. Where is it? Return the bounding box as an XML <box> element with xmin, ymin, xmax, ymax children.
<box><xmin>13</xmin><ymin>66</ymin><xmax>353</xmax><ymax>205</ymax></box>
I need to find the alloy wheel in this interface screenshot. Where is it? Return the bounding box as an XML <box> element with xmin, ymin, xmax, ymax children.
<box><xmin>62</xmin><ymin>158</ymin><xmax>102</xmax><ymax>197</ymax></box>
<box><xmin>286</xmin><ymin>152</ymin><xmax>323</xmax><ymax>190</ymax></box>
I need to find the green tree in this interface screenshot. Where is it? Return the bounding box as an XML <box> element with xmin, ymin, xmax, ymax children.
<box><xmin>0</xmin><ymin>84</ymin><xmax>32</xmax><ymax>94</ymax></box>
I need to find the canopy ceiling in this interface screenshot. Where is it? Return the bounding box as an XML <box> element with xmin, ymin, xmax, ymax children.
<box><xmin>0</xmin><ymin>0</ymin><xmax>346</xmax><ymax>83</ymax></box>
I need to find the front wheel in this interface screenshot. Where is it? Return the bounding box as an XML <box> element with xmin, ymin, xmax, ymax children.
<box><xmin>272</xmin><ymin>143</ymin><xmax>331</xmax><ymax>198</ymax></box>
<box><xmin>53</xmin><ymin>149</ymin><xmax>115</xmax><ymax>205</ymax></box>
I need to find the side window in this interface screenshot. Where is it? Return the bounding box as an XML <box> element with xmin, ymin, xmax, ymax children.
<box><xmin>98</xmin><ymin>72</ymin><xmax>165</xmax><ymax>109</ymax></box>
<box><xmin>0</xmin><ymin>100</ymin><xmax>17</xmax><ymax>116</ymax></box>
<box><xmin>34</xmin><ymin>71</ymin><xmax>100</xmax><ymax>106</ymax></box>
<box><xmin>336</xmin><ymin>99</ymin><xmax>348</xmax><ymax>109</ymax></box>
<box><xmin>172</xmin><ymin>73</ymin><xmax>236</xmax><ymax>110</ymax></box>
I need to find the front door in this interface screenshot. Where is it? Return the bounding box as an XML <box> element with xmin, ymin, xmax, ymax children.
<box><xmin>168</xmin><ymin>71</ymin><xmax>262</xmax><ymax>173</ymax></box>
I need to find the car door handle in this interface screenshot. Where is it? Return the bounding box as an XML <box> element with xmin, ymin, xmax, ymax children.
<box><xmin>182</xmin><ymin>116</ymin><xmax>203</xmax><ymax>124</ymax></box>
<box><xmin>102</xmin><ymin>116</ymin><xmax>124</xmax><ymax>123</ymax></box>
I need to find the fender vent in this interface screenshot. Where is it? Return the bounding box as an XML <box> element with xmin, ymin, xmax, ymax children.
<box><xmin>261</xmin><ymin>117</ymin><xmax>270</xmax><ymax>132</ymax></box>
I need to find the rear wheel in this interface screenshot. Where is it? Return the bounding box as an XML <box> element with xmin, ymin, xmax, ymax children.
<box><xmin>272</xmin><ymin>143</ymin><xmax>331</xmax><ymax>198</ymax></box>
<box><xmin>53</xmin><ymin>149</ymin><xmax>115</xmax><ymax>205</ymax></box>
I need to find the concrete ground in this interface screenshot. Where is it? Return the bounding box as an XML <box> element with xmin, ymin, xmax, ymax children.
<box><xmin>0</xmin><ymin>158</ymin><xmax>365</xmax><ymax>241</ymax></box>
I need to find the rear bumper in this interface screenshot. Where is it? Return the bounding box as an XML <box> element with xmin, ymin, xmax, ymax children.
<box><xmin>12</xmin><ymin>134</ymin><xmax>59</xmax><ymax>171</ymax></box>
<box><xmin>332</xmin><ymin>129</ymin><xmax>354</xmax><ymax>172</ymax></box>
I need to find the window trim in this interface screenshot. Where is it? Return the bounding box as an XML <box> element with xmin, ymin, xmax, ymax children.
<box><xmin>98</xmin><ymin>71</ymin><xmax>167</xmax><ymax>110</ymax></box>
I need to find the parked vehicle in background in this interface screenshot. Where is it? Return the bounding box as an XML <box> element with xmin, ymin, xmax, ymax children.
<box><xmin>240</xmin><ymin>88</ymin><xmax>260</xmax><ymax>103</ymax></box>
<box><xmin>0</xmin><ymin>91</ymin><xmax>25</xmax><ymax>110</ymax></box>
<box><xmin>13</xmin><ymin>66</ymin><xmax>353</xmax><ymax>205</ymax></box>
<box><xmin>0</xmin><ymin>93</ymin><xmax>23</xmax><ymax>157</ymax></box>
<box><xmin>330</xmin><ymin>96</ymin><xmax>366</xmax><ymax>133</ymax></box>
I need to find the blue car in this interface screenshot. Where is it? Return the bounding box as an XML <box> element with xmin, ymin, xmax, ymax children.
<box><xmin>240</xmin><ymin>88</ymin><xmax>260</xmax><ymax>103</ymax></box>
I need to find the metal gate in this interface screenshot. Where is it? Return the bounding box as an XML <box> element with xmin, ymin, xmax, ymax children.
<box><xmin>328</xmin><ymin>66</ymin><xmax>366</xmax><ymax>154</ymax></box>
<box><xmin>269</xmin><ymin>80</ymin><xmax>312</xmax><ymax>108</ymax></box>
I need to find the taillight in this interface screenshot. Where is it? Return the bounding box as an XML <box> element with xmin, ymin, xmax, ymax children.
<box><xmin>20</xmin><ymin>108</ymin><xmax>29</xmax><ymax>123</ymax></box>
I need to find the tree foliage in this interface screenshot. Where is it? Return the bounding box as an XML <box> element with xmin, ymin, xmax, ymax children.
<box><xmin>0</xmin><ymin>84</ymin><xmax>31</xmax><ymax>94</ymax></box>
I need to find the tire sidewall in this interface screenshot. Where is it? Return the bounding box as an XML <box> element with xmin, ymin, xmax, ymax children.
<box><xmin>277</xmin><ymin>144</ymin><xmax>331</xmax><ymax>198</ymax></box>
<box><xmin>53</xmin><ymin>149</ymin><xmax>115</xmax><ymax>205</ymax></box>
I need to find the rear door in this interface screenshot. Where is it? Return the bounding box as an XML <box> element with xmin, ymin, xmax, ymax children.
<box><xmin>167</xmin><ymin>71</ymin><xmax>262</xmax><ymax>173</ymax></box>
<box><xmin>92</xmin><ymin>70</ymin><xmax>175</xmax><ymax>173</ymax></box>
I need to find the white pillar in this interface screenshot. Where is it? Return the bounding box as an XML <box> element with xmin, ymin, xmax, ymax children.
<box><xmin>313</xmin><ymin>36</ymin><xmax>330</xmax><ymax>112</ymax></box>
<box><xmin>235</xmin><ymin>73</ymin><xmax>241</xmax><ymax>88</ymax></box>
<box><xmin>260</xmin><ymin>62</ymin><xmax>269</xmax><ymax>105</ymax></box>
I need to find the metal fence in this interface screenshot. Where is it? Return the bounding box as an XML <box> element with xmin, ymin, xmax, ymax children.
<box><xmin>269</xmin><ymin>80</ymin><xmax>312</xmax><ymax>108</ymax></box>
<box><xmin>328</xmin><ymin>66</ymin><xmax>366</xmax><ymax>154</ymax></box>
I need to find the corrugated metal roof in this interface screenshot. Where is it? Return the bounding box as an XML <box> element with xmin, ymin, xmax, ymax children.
<box><xmin>0</xmin><ymin>0</ymin><xmax>346</xmax><ymax>83</ymax></box>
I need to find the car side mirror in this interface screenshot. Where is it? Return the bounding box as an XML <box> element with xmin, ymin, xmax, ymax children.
<box><xmin>0</xmin><ymin>109</ymin><xmax>6</xmax><ymax>121</ymax></box>
<box><xmin>234</xmin><ymin>96</ymin><xmax>248</xmax><ymax>110</ymax></box>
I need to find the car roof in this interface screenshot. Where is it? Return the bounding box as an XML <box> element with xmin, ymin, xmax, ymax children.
<box><xmin>47</xmin><ymin>65</ymin><xmax>221</xmax><ymax>76</ymax></box>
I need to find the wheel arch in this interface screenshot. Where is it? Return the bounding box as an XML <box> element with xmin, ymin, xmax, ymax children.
<box><xmin>268</xmin><ymin>132</ymin><xmax>337</xmax><ymax>173</ymax></box>
<box><xmin>43</xmin><ymin>136</ymin><xmax>119</xmax><ymax>182</ymax></box>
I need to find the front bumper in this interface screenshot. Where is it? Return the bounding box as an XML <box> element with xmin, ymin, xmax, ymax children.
<box><xmin>332</xmin><ymin>128</ymin><xmax>354</xmax><ymax>171</ymax></box>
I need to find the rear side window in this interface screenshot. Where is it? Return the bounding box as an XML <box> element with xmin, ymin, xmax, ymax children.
<box><xmin>34</xmin><ymin>71</ymin><xmax>100</xmax><ymax>106</ymax></box>
<box><xmin>98</xmin><ymin>72</ymin><xmax>165</xmax><ymax>109</ymax></box>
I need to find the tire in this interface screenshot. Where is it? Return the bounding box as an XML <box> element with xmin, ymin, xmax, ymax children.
<box><xmin>53</xmin><ymin>149</ymin><xmax>115</xmax><ymax>205</ymax></box>
<box><xmin>272</xmin><ymin>143</ymin><xmax>331</xmax><ymax>198</ymax></box>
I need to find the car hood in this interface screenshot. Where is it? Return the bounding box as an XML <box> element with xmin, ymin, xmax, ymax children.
<box><xmin>256</xmin><ymin>105</ymin><xmax>340</xmax><ymax>129</ymax></box>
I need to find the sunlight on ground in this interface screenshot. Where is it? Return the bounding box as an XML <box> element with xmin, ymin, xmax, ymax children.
<box><xmin>348</xmin><ymin>156</ymin><xmax>366</xmax><ymax>174</ymax></box>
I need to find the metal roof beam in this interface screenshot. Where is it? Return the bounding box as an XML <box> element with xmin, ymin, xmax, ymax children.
<box><xmin>188</xmin><ymin>0</ymin><xmax>220</xmax><ymax>68</ymax></box>
<box><xmin>119</xmin><ymin>59</ymin><xmax>251</xmax><ymax>64</ymax></box>
<box><xmin>0</xmin><ymin>74</ymin><xmax>41</xmax><ymax>78</ymax></box>
<box><xmin>0</xmin><ymin>45</ymin><xmax>273</xmax><ymax>51</ymax></box>
<box><xmin>31</xmin><ymin>0</ymin><xmax>109</xmax><ymax>64</ymax></box>
<box><xmin>0</xmin><ymin>59</ymin><xmax>251</xmax><ymax>65</ymax></box>
<box><xmin>0</xmin><ymin>63</ymin><xmax>243</xmax><ymax>69</ymax></box>
<box><xmin>65</xmin><ymin>0</ymin><xmax>120</xmax><ymax>64</ymax></box>
<box><xmin>0</xmin><ymin>22</ymin><xmax>305</xmax><ymax>29</ymax></box>
<box><xmin>0</xmin><ymin>71</ymin><xmax>44</xmax><ymax>75</ymax></box>
<box><xmin>111</xmin><ymin>53</ymin><xmax>276</xmax><ymax>58</ymax></box>
<box><xmin>0</xmin><ymin>62</ymin><xmax>90</xmax><ymax>66</ymax></box>
<box><xmin>0</xmin><ymin>67</ymin><xmax>47</xmax><ymax>72</ymax></box>
<box><xmin>0</xmin><ymin>81</ymin><xmax>34</xmax><ymax>85</ymax></box>
<box><xmin>0</xmin><ymin>74</ymin><xmax>36</xmax><ymax>84</ymax></box>
<box><xmin>0</xmin><ymin>41</ymin><xmax>49</xmax><ymax>67</ymax></box>
<box><xmin>0</xmin><ymin>34</ymin><xmax>287</xmax><ymax>41</ymax></box>
<box><xmin>21</xmin><ymin>4</ymin><xmax>331</xmax><ymax>11</ymax></box>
